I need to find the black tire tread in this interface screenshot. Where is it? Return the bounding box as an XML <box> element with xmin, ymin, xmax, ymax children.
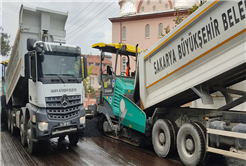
<box><xmin>27</xmin><ymin>120</ymin><xmax>38</xmax><ymax>154</ymax></box>
<box><xmin>20</xmin><ymin>115</ymin><xmax>27</xmax><ymax>147</ymax></box>
<box><xmin>194</xmin><ymin>121</ymin><xmax>207</xmax><ymax>165</ymax></box>
<box><xmin>190</xmin><ymin>122</ymin><xmax>206</xmax><ymax>165</ymax></box>
<box><xmin>164</xmin><ymin>119</ymin><xmax>176</xmax><ymax>155</ymax></box>
<box><xmin>167</xmin><ymin>119</ymin><xmax>178</xmax><ymax>149</ymax></box>
<box><xmin>69</xmin><ymin>132</ymin><xmax>80</xmax><ymax>145</ymax></box>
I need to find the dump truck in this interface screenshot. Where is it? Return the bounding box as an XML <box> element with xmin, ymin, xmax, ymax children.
<box><xmin>1</xmin><ymin>5</ymin><xmax>88</xmax><ymax>154</ymax></box>
<box><xmin>92</xmin><ymin>0</ymin><xmax>246</xmax><ymax>165</ymax></box>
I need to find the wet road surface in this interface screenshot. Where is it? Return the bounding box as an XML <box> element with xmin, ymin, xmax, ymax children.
<box><xmin>1</xmin><ymin>121</ymin><xmax>245</xmax><ymax>166</ymax></box>
<box><xmin>1</xmin><ymin>122</ymin><xmax>181</xmax><ymax>166</ymax></box>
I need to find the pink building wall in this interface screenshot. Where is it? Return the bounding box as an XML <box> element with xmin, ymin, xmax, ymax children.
<box><xmin>111</xmin><ymin>14</ymin><xmax>177</xmax><ymax>75</ymax></box>
<box><xmin>111</xmin><ymin>0</ymin><xmax>200</xmax><ymax>75</ymax></box>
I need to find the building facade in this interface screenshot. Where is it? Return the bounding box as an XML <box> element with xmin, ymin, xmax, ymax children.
<box><xmin>83</xmin><ymin>54</ymin><xmax>112</xmax><ymax>90</ymax></box>
<box><xmin>110</xmin><ymin>0</ymin><xmax>198</xmax><ymax>75</ymax></box>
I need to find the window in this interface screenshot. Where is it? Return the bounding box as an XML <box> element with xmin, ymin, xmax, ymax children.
<box><xmin>141</xmin><ymin>6</ymin><xmax>144</xmax><ymax>12</ymax></box>
<box><xmin>91</xmin><ymin>77</ymin><xmax>94</xmax><ymax>84</ymax></box>
<box><xmin>147</xmin><ymin>0</ymin><xmax>150</xmax><ymax>5</ymax></box>
<box><xmin>158</xmin><ymin>23</ymin><xmax>163</xmax><ymax>37</ymax></box>
<box><xmin>145</xmin><ymin>24</ymin><xmax>150</xmax><ymax>38</ymax></box>
<box><xmin>165</xmin><ymin>3</ymin><xmax>169</xmax><ymax>9</ymax></box>
<box><xmin>122</xmin><ymin>26</ymin><xmax>126</xmax><ymax>40</ymax></box>
<box><xmin>153</xmin><ymin>5</ymin><xmax>156</xmax><ymax>11</ymax></box>
<box><xmin>122</xmin><ymin>57</ymin><xmax>126</xmax><ymax>72</ymax></box>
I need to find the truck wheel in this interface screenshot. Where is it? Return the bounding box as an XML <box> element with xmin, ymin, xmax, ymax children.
<box><xmin>1</xmin><ymin>95</ymin><xmax>7</xmax><ymax>121</ymax></box>
<box><xmin>68</xmin><ymin>131</ymin><xmax>80</xmax><ymax>145</ymax></box>
<box><xmin>168</xmin><ymin>120</ymin><xmax>178</xmax><ymax>148</ymax></box>
<box><xmin>177</xmin><ymin>122</ymin><xmax>206</xmax><ymax>166</ymax></box>
<box><xmin>7</xmin><ymin>110</ymin><xmax>11</xmax><ymax>132</ymax></box>
<box><xmin>152</xmin><ymin>119</ymin><xmax>175</xmax><ymax>158</ymax></box>
<box><xmin>194</xmin><ymin>121</ymin><xmax>207</xmax><ymax>164</ymax></box>
<box><xmin>20</xmin><ymin>115</ymin><xmax>27</xmax><ymax>146</ymax></box>
<box><xmin>27</xmin><ymin>119</ymin><xmax>38</xmax><ymax>154</ymax></box>
<box><xmin>11</xmin><ymin>111</ymin><xmax>19</xmax><ymax>136</ymax></box>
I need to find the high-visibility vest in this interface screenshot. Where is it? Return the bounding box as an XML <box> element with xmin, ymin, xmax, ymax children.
<box><xmin>126</xmin><ymin>63</ymin><xmax>130</xmax><ymax>76</ymax></box>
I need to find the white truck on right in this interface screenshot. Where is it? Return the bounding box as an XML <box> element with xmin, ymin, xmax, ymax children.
<box><xmin>92</xmin><ymin>1</ymin><xmax>246</xmax><ymax>166</ymax></box>
<box><xmin>138</xmin><ymin>0</ymin><xmax>246</xmax><ymax>165</ymax></box>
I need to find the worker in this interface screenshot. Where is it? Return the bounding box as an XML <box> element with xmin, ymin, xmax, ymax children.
<box><xmin>68</xmin><ymin>60</ymin><xmax>80</xmax><ymax>77</ymax></box>
<box><xmin>126</xmin><ymin>61</ymin><xmax>130</xmax><ymax>76</ymax></box>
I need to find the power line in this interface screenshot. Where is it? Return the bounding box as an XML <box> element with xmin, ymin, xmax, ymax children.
<box><xmin>66</xmin><ymin>0</ymin><xmax>106</xmax><ymax>34</ymax></box>
<box><xmin>68</xmin><ymin>3</ymin><xmax>117</xmax><ymax>39</ymax></box>
<box><xmin>69</xmin><ymin>8</ymin><xmax>119</xmax><ymax>44</ymax></box>
<box><xmin>69</xmin><ymin>8</ymin><xmax>118</xmax><ymax>44</ymax></box>
<box><xmin>66</xmin><ymin>0</ymin><xmax>95</xmax><ymax>27</ymax></box>
<box><xmin>67</xmin><ymin>0</ymin><xmax>113</xmax><ymax>40</ymax></box>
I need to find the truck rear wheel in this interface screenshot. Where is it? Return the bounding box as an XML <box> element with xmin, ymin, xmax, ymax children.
<box><xmin>68</xmin><ymin>131</ymin><xmax>80</xmax><ymax>145</ymax></box>
<box><xmin>20</xmin><ymin>115</ymin><xmax>27</xmax><ymax>146</ymax></box>
<box><xmin>194</xmin><ymin>121</ymin><xmax>207</xmax><ymax>164</ymax></box>
<box><xmin>7</xmin><ymin>110</ymin><xmax>11</xmax><ymax>132</ymax></box>
<box><xmin>152</xmin><ymin>119</ymin><xmax>175</xmax><ymax>158</ymax></box>
<box><xmin>27</xmin><ymin>119</ymin><xmax>38</xmax><ymax>154</ymax></box>
<box><xmin>177</xmin><ymin>122</ymin><xmax>206</xmax><ymax>166</ymax></box>
<box><xmin>1</xmin><ymin>95</ymin><xmax>7</xmax><ymax>121</ymax></box>
<box><xmin>10</xmin><ymin>111</ymin><xmax>19</xmax><ymax>136</ymax></box>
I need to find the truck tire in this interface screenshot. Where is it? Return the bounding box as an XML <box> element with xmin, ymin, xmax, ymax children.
<box><xmin>152</xmin><ymin>119</ymin><xmax>175</xmax><ymax>158</ymax></box>
<box><xmin>68</xmin><ymin>131</ymin><xmax>80</xmax><ymax>145</ymax></box>
<box><xmin>168</xmin><ymin>119</ymin><xmax>178</xmax><ymax>148</ymax></box>
<box><xmin>27</xmin><ymin>119</ymin><xmax>38</xmax><ymax>154</ymax></box>
<box><xmin>1</xmin><ymin>95</ymin><xmax>7</xmax><ymax>121</ymax></box>
<box><xmin>11</xmin><ymin>111</ymin><xmax>19</xmax><ymax>136</ymax></box>
<box><xmin>194</xmin><ymin>121</ymin><xmax>207</xmax><ymax>164</ymax></box>
<box><xmin>7</xmin><ymin>110</ymin><xmax>11</xmax><ymax>132</ymax></box>
<box><xmin>20</xmin><ymin>115</ymin><xmax>27</xmax><ymax>146</ymax></box>
<box><xmin>177</xmin><ymin>122</ymin><xmax>206</xmax><ymax>166</ymax></box>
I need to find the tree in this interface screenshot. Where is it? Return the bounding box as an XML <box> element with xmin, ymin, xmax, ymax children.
<box><xmin>1</xmin><ymin>27</ymin><xmax>11</xmax><ymax>56</ymax></box>
<box><xmin>163</xmin><ymin>1</ymin><xmax>207</xmax><ymax>36</ymax></box>
<box><xmin>83</xmin><ymin>65</ymin><xmax>93</xmax><ymax>93</ymax></box>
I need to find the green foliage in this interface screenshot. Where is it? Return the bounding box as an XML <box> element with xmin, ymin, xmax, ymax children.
<box><xmin>83</xmin><ymin>66</ymin><xmax>93</xmax><ymax>93</ymax></box>
<box><xmin>163</xmin><ymin>1</ymin><xmax>207</xmax><ymax>36</ymax></box>
<box><xmin>162</xmin><ymin>25</ymin><xmax>171</xmax><ymax>37</ymax></box>
<box><xmin>163</xmin><ymin>25</ymin><xmax>170</xmax><ymax>36</ymax></box>
<box><xmin>1</xmin><ymin>27</ymin><xmax>11</xmax><ymax>56</ymax></box>
<box><xmin>173</xmin><ymin>9</ymin><xmax>186</xmax><ymax>27</ymax></box>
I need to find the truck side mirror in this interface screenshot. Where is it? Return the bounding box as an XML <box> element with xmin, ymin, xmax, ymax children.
<box><xmin>83</xmin><ymin>57</ymin><xmax>88</xmax><ymax>79</ymax></box>
<box><xmin>27</xmin><ymin>38</ymin><xmax>36</xmax><ymax>51</ymax></box>
<box><xmin>30</xmin><ymin>51</ymin><xmax>37</xmax><ymax>82</ymax></box>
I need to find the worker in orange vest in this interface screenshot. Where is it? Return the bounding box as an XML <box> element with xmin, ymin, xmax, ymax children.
<box><xmin>126</xmin><ymin>61</ymin><xmax>130</xmax><ymax>76</ymax></box>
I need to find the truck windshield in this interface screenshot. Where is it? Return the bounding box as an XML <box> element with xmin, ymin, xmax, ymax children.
<box><xmin>39</xmin><ymin>54</ymin><xmax>82</xmax><ymax>78</ymax></box>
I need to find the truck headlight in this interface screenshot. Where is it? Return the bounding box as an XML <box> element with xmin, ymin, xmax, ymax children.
<box><xmin>38</xmin><ymin>122</ymin><xmax>48</xmax><ymax>131</ymax></box>
<box><xmin>80</xmin><ymin>116</ymin><xmax>85</xmax><ymax>124</ymax></box>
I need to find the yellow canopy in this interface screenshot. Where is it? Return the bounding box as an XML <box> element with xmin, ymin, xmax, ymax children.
<box><xmin>92</xmin><ymin>43</ymin><xmax>142</xmax><ymax>56</ymax></box>
<box><xmin>0</xmin><ymin>60</ymin><xmax>9</xmax><ymax>65</ymax></box>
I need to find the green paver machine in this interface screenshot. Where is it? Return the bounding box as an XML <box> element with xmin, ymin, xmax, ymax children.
<box><xmin>92</xmin><ymin>43</ymin><xmax>146</xmax><ymax>145</ymax></box>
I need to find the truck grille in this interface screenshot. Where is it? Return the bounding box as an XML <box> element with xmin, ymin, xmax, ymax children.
<box><xmin>46</xmin><ymin>95</ymin><xmax>81</xmax><ymax>120</ymax></box>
